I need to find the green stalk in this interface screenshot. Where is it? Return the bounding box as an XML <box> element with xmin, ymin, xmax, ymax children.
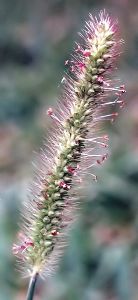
<box><xmin>26</xmin><ymin>272</ymin><xmax>39</xmax><ymax>300</ymax></box>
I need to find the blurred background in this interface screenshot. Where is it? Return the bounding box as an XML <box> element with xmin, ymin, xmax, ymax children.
<box><xmin>0</xmin><ymin>0</ymin><xmax>138</xmax><ymax>299</ymax></box>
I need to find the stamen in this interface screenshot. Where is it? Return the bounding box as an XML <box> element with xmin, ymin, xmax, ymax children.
<box><xmin>65</xmin><ymin>60</ymin><xmax>69</xmax><ymax>66</ymax></box>
<box><xmin>94</xmin><ymin>112</ymin><xmax>118</xmax><ymax>121</ymax></box>
<box><xmin>59</xmin><ymin>181</ymin><xmax>70</xmax><ymax>190</ymax></box>
<box><xmin>81</xmin><ymin>171</ymin><xmax>97</xmax><ymax>181</ymax></box>
<box><xmin>47</xmin><ymin>108</ymin><xmax>62</xmax><ymax>124</ymax></box>
<box><xmin>51</xmin><ymin>230</ymin><xmax>59</xmax><ymax>236</ymax></box>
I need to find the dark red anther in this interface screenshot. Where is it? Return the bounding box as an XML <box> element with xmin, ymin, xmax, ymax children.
<box><xmin>51</xmin><ymin>230</ymin><xmax>59</xmax><ymax>236</ymax></box>
<box><xmin>67</xmin><ymin>166</ymin><xmax>75</xmax><ymax>175</ymax></box>
<box><xmin>97</xmin><ymin>160</ymin><xmax>101</xmax><ymax>165</ymax></box>
<box><xmin>12</xmin><ymin>244</ymin><xmax>25</xmax><ymax>255</ymax></box>
<box><xmin>59</xmin><ymin>181</ymin><xmax>70</xmax><ymax>190</ymax></box>
<box><xmin>120</xmin><ymin>85</ymin><xmax>126</xmax><ymax>93</ymax></box>
<box><xmin>47</xmin><ymin>107</ymin><xmax>53</xmax><ymax>116</ymax></box>
<box><xmin>104</xmin><ymin>144</ymin><xmax>108</xmax><ymax>148</ymax></box>
<box><xmin>102</xmin><ymin>154</ymin><xmax>108</xmax><ymax>161</ymax></box>
<box><xmin>12</xmin><ymin>238</ymin><xmax>34</xmax><ymax>255</ymax></box>
<box><xmin>25</xmin><ymin>241</ymin><xmax>34</xmax><ymax>247</ymax></box>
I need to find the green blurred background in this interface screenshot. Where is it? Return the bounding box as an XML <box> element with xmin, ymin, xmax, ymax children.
<box><xmin>0</xmin><ymin>1</ymin><xmax>138</xmax><ymax>299</ymax></box>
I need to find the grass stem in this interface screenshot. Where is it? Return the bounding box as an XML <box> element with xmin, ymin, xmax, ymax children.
<box><xmin>26</xmin><ymin>272</ymin><xmax>39</xmax><ymax>300</ymax></box>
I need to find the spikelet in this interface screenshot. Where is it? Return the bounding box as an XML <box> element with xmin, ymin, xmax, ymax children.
<box><xmin>13</xmin><ymin>11</ymin><xmax>125</xmax><ymax>278</ymax></box>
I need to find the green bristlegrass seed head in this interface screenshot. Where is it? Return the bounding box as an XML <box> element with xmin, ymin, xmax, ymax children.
<box><xmin>13</xmin><ymin>11</ymin><xmax>125</xmax><ymax>278</ymax></box>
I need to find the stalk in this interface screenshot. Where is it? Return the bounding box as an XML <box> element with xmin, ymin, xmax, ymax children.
<box><xmin>26</xmin><ymin>273</ymin><xmax>39</xmax><ymax>300</ymax></box>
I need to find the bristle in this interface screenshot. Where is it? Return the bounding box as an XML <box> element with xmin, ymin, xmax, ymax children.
<box><xmin>13</xmin><ymin>11</ymin><xmax>125</xmax><ymax>278</ymax></box>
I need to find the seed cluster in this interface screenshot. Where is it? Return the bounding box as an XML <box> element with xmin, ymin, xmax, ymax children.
<box><xmin>13</xmin><ymin>12</ymin><xmax>125</xmax><ymax>277</ymax></box>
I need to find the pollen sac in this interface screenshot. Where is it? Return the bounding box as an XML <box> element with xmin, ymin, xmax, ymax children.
<box><xmin>51</xmin><ymin>230</ymin><xmax>59</xmax><ymax>236</ymax></box>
